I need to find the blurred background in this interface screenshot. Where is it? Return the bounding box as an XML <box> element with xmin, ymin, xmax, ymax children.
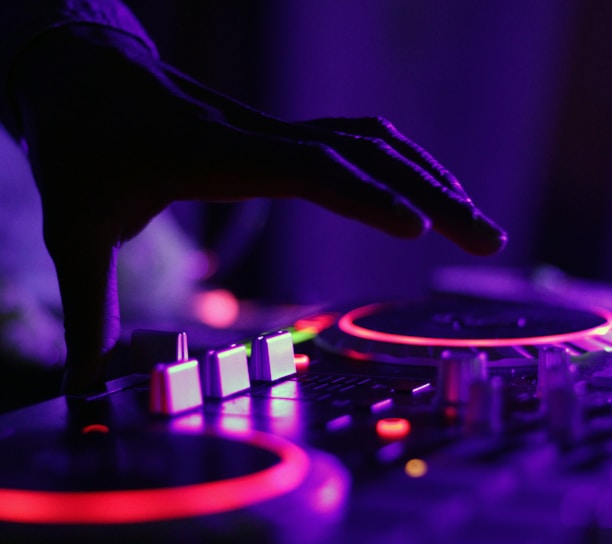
<box><xmin>125</xmin><ymin>0</ymin><xmax>611</xmax><ymax>302</ymax></box>
<box><xmin>0</xmin><ymin>0</ymin><xmax>611</xmax><ymax>407</ymax></box>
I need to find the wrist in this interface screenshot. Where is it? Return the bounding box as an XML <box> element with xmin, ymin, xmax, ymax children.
<box><xmin>10</xmin><ymin>25</ymin><xmax>158</xmax><ymax>138</ymax></box>
<box><xmin>13</xmin><ymin>24</ymin><xmax>155</xmax><ymax>93</ymax></box>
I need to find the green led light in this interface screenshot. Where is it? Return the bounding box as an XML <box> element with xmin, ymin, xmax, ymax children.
<box><xmin>241</xmin><ymin>327</ymin><xmax>316</xmax><ymax>358</ymax></box>
<box><xmin>290</xmin><ymin>328</ymin><xmax>318</xmax><ymax>345</ymax></box>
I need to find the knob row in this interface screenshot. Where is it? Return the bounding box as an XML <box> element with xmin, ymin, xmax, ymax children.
<box><xmin>437</xmin><ymin>346</ymin><xmax>583</xmax><ymax>442</ymax></box>
<box><xmin>134</xmin><ymin>330</ymin><xmax>296</xmax><ymax>416</ymax></box>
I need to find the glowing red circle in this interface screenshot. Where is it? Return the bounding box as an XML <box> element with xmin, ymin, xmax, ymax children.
<box><xmin>0</xmin><ymin>430</ymin><xmax>310</xmax><ymax>525</ymax></box>
<box><xmin>338</xmin><ymin>302</ymin><xmax>612</xmax><ymax>348</ymax></box>
<box><xmin>81</xmin><ymin>424</ymin><xmax>110</xmax><ymax>434</ymax></box>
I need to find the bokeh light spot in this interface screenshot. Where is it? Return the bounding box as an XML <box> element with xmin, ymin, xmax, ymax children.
<box><xmin>193</xmin><ymin>289</ymin><xmax>239</xmax><ymax>329</ymax></box>
<box><xmin>405</xmin><ymin>458</ymin><xmax>428</xmax><ymax>478</ymax></box>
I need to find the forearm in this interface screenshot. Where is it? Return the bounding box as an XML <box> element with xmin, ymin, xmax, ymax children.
<box><xmin>0</xmin><ymin>0</ymin><xmax>158</xmax><ymax>138</ymax></box>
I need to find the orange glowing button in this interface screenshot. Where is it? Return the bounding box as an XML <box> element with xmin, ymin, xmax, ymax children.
<box><xmin>405</xmin><ymin>458</ymin><xmax>428</xmax><ymax>478</ymax></box>
<box><xmin>375</xmin><ymin>418</ymin><xmax>411</xmax><ymax>440</ymax></box>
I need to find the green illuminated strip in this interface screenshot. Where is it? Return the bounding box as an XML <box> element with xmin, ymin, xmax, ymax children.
<box><xmin>242</xmin><ymin>327</ymin><xmax>316</xmax><ymax>357</ymax></box>
<box><xmin>290</xmin><ymin>328</ymin><xmax>318</xmax><ymax>345</ymax></box>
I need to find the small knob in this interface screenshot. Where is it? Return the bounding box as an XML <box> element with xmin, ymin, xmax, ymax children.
<box><xmin>436</xmin><ymin>350</ymin><xmax>487</xmax><ymax>406</ymax></box>
<box><xmin>131</xmin><ymin>330</ymin><xmax>189</xmax><ymax>373</ymax></box>
<box><xmin>250</xmin><ymin>331</ymin><xmax>296</xmax><ymax>382</ymax></box>
<box><xmin>537</xmin><ymin>346</ymin><xmax>571</xmax><ymax>398</ymax></box>
<box><xmin>464</xmin><ymin>376</ymin><xmax>503</xmax><ymax>434</ymax></box>
<box><xmin>202</xmin><ymin>344</ymin><xmax>251</xmax><ymax>398</ymax></box>
<box><xmin>537</xmin><ymin>347</ymin><xmax>582</xmax><ymax>443</ymax></box>
<box><xmin>150</xmin><ymin>359</ymin><xmax>203</xmax><ymax>415</ymax></box>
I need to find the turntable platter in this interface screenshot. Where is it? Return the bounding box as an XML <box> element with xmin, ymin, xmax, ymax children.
<box><xmin>316</xmin><ymin>297</ymin><xmax>612</xmax><ymax>366</ymax></box>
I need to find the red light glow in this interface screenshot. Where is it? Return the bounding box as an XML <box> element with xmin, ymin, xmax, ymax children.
<box><xmin>339</xmin><ymin>303</ymin><xmax>612</xmax><ymax>347</ymax></box>
<box><xmin>192</xmin><ymin>289</ymin><xmax>240</xmax><ymax>329</ymax></box>
<box><xmin>0</xmin><ymin>430</ymin><xmax>309</xmax><ymax>525</ymax></box>
<box><xmin>294</xmin><ymin>353</ymin><xmax>310</xmax><ymax>370</ymax></box>
<box><xmin>376</xmin><ymin>418</ymin><xmax>411</xmax><ymax>440</ymax></box>
<box><xmin>81</xmin><ymin>425</ymin><xmax>110</xmax><ymax>434</ymax></box>
<box><xmin>293</xmin><ymin>313</ymin><xmax>338</xmax><ymax>334</ymax></box>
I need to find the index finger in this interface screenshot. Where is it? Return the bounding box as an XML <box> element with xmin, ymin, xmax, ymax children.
<box><xmin>317</xmin><ymin>133</ymin><xmax>507</xmax><ymax>255</ymax></box>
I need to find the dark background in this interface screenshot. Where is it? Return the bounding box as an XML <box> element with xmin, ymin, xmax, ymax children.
<box><xmin>125</xmin><ymin>0</ymin><xmax>612</xmax><ymax>303</ymax></box>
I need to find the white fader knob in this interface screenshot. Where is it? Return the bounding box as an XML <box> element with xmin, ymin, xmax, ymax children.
<box><xmin>150</xmin><ymin>359</ymin><xmax>203</xmax><ymax>416</ymax></box>
<box><xmin>203</xmin><ymin>344</ymin><xmax>251</xmax><ymax>398</ymax></box>
<box><xmin>250</xmin><ymin>331</ymin><xmax>296</xmax><ymax>382</ymax></box>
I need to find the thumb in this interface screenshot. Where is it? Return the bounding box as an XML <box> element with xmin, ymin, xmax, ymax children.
<box><xmin>43</xmin><ymin>211</ymin><xmax>121</xmax><ymax>394</ymax></box>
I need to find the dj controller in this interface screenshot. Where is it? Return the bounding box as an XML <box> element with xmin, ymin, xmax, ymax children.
<box><xmin>3</xmin><ymin>283</ymin><xmax>612</xmax><ymax>543</ymax></box>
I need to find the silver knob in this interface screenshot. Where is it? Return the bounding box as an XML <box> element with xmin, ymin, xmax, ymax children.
<box><xmin>437</xmin><ymin>350</ymin><xmax>487</xmax><ymax>405</ymax></box>
<box><xmin>537</xmin><ymin>347</ymin><xmax>582</xmax><ymax>443</ymax></box>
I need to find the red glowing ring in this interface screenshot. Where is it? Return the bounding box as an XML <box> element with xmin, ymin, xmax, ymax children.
<box><xmin>338</xmin><ymin>302</ymin><xmax>612</xmax><ymax>348</ymax></box>
<box><xmin>0</xmin><ymin>430</ymin><xmax>310</xmax><ymax>525</ymax></box>
<box><xmin>81</xmin><ymin>424</ymin><xmax>110</xmax><ymax>434</ymax></box>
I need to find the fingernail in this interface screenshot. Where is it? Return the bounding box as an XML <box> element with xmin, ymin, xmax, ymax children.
<box><xmin>474</xmin><ymin>213</ymin><xmax>508</xmax><ymax>253</ymax></box>
<box><xmin>393</xmin><ymin>198</ymin><xmax>431</xmax><ymax>237</ymax></box>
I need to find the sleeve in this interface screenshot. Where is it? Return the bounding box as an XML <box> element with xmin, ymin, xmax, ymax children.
<box><xmin>0</xmin><ymin>0</ymin><xmax>158</xmax><ymax>138</ymax></box>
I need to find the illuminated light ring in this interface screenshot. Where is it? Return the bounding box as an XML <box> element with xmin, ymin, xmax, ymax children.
<box><xmin>81</xmin><ymin>424</ymin><xmax>110</xmax><ymax>434</ymax></box>
<box><xmin>338</xmin><ymin>302</ymin><xmax>612</xmax><ymax>348</ymax></box>
<box><xmin>0</xmin><ymin>430</ymin><xmax>310</xmax><ymax>525</ymax></box>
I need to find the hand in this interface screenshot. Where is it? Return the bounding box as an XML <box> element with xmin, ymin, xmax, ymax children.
<box><xmin>10</xmin><ymin>26</ymin><xmax>506</xmax><ymax>393</ymax></box>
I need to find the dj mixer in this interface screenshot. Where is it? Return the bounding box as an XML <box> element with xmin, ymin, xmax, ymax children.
<box><xmin>3</xmin><ymin>291</ymin><xmax>612</xmax><ymax>543</ymax></box>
